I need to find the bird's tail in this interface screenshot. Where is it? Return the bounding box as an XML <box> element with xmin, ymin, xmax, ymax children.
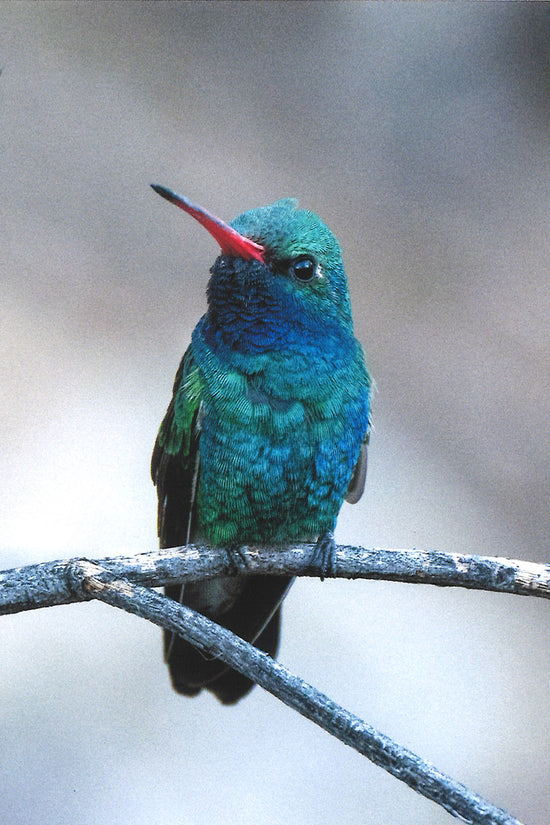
<box><xmin>164</xmin><ymin>574</ymin><xmax>292</xmax><ymax>704</ymax></box>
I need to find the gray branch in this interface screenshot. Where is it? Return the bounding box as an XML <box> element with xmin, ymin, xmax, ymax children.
<box><xmin>1</xmin><ymin>543</ymin><xmax>549</xmax><ymax>616</ymax></box>
<box><xmin>76</xmin><ymin>561</ymin><xmax>523</xmax><ymax>825</ymax></box>
<box><xmin>1</xmin><ymin>544</ymin><xmax>543</xmax><ymax>823</ymax></box>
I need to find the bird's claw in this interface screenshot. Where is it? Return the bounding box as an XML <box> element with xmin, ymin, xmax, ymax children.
<box><xmin>224</xmin><ymin>546</ymin><xmax>249</xmax><ymax>576</ymax></box>
<box><xmin>310</xmin><ymin>532</ymin><xmax>337</xmax><ymax>581</ymax></box>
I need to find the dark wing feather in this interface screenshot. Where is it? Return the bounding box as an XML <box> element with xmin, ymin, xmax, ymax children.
<box><xmin>151</xmin><ymin>346</ymin><xmax>201</xmax><ymax>550</ymax></box>
<box><xmin>345</xmin><ymin>431</ymin><xmax>369</xmax><ymax>504</ymax></box>
<box><xmin>152</xmin><ymin>346</ymin><xmax>291</xmax><ymax>703</ymax></box>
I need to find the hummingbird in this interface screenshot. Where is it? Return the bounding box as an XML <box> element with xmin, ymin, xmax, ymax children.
<box><xmin>151</xmin><ymin>186</ymin><xmax>372</xmax><ymax>704</ymax></box>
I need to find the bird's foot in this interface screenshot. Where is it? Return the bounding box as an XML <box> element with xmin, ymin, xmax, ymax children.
<box><xmin>224</xmin><ymin>546</ymin><xmax>249</xmax><ymax>576</ymax></box>
<box><xmin>310</xmin><ymin>532</ymin><xmax>337</xmax><ymax>581</ymax></box>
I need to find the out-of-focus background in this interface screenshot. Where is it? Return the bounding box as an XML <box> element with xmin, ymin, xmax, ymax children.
<box><xmin>2</xmin><ymin>3</ymin><xmax>549</xmax><ymax>823</ymax></box>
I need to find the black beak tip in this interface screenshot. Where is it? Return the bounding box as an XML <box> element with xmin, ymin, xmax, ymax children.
<box><xmin>151</xmin><ymin>183</ymin><xmax>171</xmax><ymax>200</ymax></box>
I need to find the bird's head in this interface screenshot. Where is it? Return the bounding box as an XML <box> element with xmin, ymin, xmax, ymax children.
<box><xmin>152</xmin><ymin>186</ymin><xmax>354</xmax><ymax>351</ymax></box>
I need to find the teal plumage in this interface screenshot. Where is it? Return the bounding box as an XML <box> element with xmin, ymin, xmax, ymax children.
<box><xmin>151</xmin><ymin>189</ymin><xmax>371</xmax><ymax>703</ymax></box>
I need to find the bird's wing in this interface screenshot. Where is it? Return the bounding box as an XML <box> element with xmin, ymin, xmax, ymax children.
<box><xmin>344</xmin><ymin>431</ymin><xmax>369</xmax><ymax>504</ymax></box>
<box><xmin>151</xmin><ymin>345</ymin><xmax>291</xmax><ymax>704</ymax></box>
<box><xmin>151</xmin><ymin>345</ymin><xmax>202</xmax><ymax>549</ymax></box>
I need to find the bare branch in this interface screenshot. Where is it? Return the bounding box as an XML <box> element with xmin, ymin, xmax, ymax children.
<box><xmin>77</xmin><ymin>561</ymin><xmax>524</xmax><ymax>825</ymax></box>
<box><xmin>1</xmin><ymin>548</ymin><xmax>538</xmax><ymax>823</ymax></box>
<box><xmin>1</xmin><ymin>543</ymin><xmax>549</xmax><ymax>616</ymax></box>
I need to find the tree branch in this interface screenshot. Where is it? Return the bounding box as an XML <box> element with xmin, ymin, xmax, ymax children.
<box><xmin>74</xmin><ymin>561</ymin><xmax>523</xmax><ymax>825</ymax></box>
<box><xmin>1</xmin><ymin>543</ymin><xmax>549</xmax><ymax>616</ymax></box>
<box><xmin>1</xmin><ymin>545</ymin><xmax>542</xmax><ymax>823</ymax></box>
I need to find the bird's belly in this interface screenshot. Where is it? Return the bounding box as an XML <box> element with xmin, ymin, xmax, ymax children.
<box><xmin>196</xmin><ymin>411</ymin><xmax>354</xmax><ymax>546</ymax></box>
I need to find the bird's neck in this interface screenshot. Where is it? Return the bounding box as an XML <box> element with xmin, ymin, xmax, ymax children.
<box><xmin>192</xmin><ymin>313</ymin><xmax>359</xmax><ymax>410</ymax></box>
<box><xmin>202</xmin><ymin>305</ymin><xmax>352</xmax><ymax>358</ymax></box>
<box><xmin>206</xmin><ymin>296</ymin><xmax>353</xmax><ymax>361</ymax></box>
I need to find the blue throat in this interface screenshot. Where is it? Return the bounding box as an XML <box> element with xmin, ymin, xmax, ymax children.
<box><xmin>204</xmin><ymin>255</ymin><xmax>353</xmax><ymax>359</ymax></box>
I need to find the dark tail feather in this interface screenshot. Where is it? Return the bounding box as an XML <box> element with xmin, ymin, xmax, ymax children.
<box><xmin>201</xmin><ymin>606</ymin><xmax>282</xmax><ymax>705</ymax></box>
<box><xmin>164</xmin><ymin>575</ymin><xmax>291</xmax><ymax>704</ymax></box>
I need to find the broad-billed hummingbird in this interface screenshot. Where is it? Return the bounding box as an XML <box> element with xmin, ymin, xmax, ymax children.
<box><xmin>151</xmin><ymin>186</ymin><xmax>372</xmax><ymax>704</ymax></box>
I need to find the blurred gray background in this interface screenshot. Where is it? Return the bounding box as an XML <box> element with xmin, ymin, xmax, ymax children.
<box><xmin>2</xmin><ymin>2</ymin><xmax>549</xmax><ymax>823</ymax></box>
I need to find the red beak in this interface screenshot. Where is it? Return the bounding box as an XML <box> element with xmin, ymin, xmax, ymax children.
<box><xmin>151</xmin><ymin>185</ymin><xmax>265</xmax><ymax>264</ymax></box>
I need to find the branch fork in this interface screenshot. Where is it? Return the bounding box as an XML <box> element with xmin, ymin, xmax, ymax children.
<box><xmin>2</xmin><ymin>543</ymin><xmax>545</xmax><ymax>824</ymax></box>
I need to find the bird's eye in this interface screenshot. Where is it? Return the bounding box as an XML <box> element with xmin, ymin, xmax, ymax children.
<box><xmin>289</xmin><ymin>256</ymin><xmax>317</xmax><ymax>282</ymax></box>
